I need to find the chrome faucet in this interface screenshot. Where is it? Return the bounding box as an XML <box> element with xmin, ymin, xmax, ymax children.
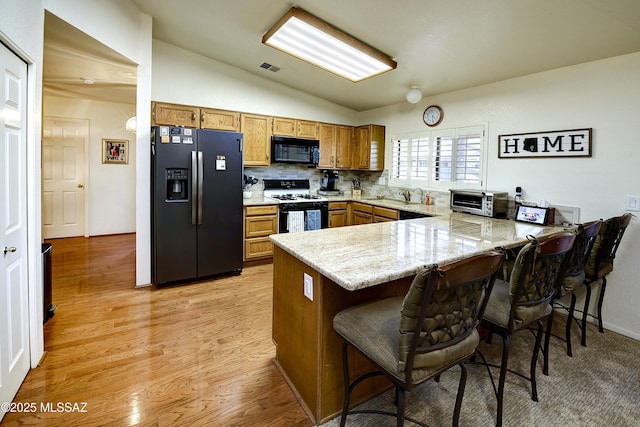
<box><xmin>399</xmin><ymin>189</ymin><xmax>411</xmax><ymax>202</ymax></box>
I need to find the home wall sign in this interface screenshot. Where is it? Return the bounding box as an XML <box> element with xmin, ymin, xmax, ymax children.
<box><xmin>498</xmin><ymin>128</ymin><xmax>592</xmax><ymax>159</ymax></box>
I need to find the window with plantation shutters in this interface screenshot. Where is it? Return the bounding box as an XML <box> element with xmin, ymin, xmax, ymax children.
<box><xmin>432</xmin><ymin>134</ymin><xmax>453</xmax><ymax>182</ymax></box>
<box><xmin>390</xmin><ymin>125</ymin><xmax>485</xmax><ymax>189</ymax></box>
<box><xmin>391</xmin><ymin>137</ymin><xmax>409</xmax><ymax>179</ymax></box>
<box><xmin>410</xmin><ymin>136</ymin><xmax>430</xmax><ymax>179</ymax></box>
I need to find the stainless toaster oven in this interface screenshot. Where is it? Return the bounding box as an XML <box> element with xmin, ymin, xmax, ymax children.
<box><xmin>450</xmin><ymin>189</ymin><xmax>508</xmax><ymax>217</ymax></box>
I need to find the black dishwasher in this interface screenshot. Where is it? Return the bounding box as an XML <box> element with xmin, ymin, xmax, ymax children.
<box><xmin>399</xmin><ymin>210</ymin><xmax>432</xmax><ymax>220</ymax></box>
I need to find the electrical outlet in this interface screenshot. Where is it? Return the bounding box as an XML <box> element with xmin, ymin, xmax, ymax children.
<box><xmin>625</xmin><ymin>195</ymin><xmax>640</xmax><ymax>212</ymax></box>
<box><xmin>303</xmin><ymin>273</ymin><xmax>313</xmax><ymax>301</ymax></box>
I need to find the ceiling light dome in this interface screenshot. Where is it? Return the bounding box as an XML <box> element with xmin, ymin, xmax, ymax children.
<box><xmin>125</xmin><ymin>116</ymin><xmax>137</xmax><ymax>132</ymax></box>
<box><xmin>406</xmin><ymin>86</ymin><xmax>423</xmax><ymax>104</ymax></box>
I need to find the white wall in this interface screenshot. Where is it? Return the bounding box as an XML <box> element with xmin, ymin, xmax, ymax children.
<box><xmin>362</xmin><ymin>52</ymin><xmax>640</xmax><ymax>339</ymax></box>
<box><xmin>43</xmin><ymin>96</ymin><xmax>137</xmax><ymax>236</ymax></box>
<box><xmin>152</xmin><ymin>40</ymin><xmax>359</xmax><ymax>125</ymax></box>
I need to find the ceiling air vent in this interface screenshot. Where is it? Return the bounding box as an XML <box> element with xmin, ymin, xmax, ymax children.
<box><xmin>259</xmin><ymin>62</ymin><xmax>280</xmax><ymax>72</ymax></box>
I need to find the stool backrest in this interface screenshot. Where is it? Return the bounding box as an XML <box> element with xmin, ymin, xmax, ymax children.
<box><xmin>398</xmin><ymin>251</ymin><xmax>504</xmax><ymax>373</ymax></box>
<box><xmin>586</xmin><ymin>213</ymin><xmax>632</xmax><ymax>279</ymax></box>
<box><xmin>509</xmin><ymin>232</ymin><xmax>575</xmax><ymax>327</ymax></box>
<box><xmin>565</xmin><ymin>221</ymin><xmax>602</xmax><ymax>275</ymax></box>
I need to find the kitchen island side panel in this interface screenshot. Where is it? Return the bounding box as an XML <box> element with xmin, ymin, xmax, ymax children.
<box><xmin>272</xmin><ymin>245</ymin><xmax>412</xmax><ymax>424</ymax></box>
<box><xmin>272</xmin><ymin>246</ymin><xmax>320</xmax><ymax>419</ymax></box>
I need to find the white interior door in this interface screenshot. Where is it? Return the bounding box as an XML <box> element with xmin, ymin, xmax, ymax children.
<box><xmin>42</xmin><ymin>118</ymin><xmax>87</xmax><ymax>239</ymax></box>
<box><xmin>0</xmin><ymin>42</ymin><xmax>30</xmax><ymax>421</ymax></box>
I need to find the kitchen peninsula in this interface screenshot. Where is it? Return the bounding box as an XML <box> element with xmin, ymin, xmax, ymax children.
<box><xmin>270</xmin><ymin>212</ymin><xmax>569</xmax><ymax>424</ymax></box>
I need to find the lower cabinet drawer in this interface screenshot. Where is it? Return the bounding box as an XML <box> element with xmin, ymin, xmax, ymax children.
<box><xmin>245</xmin><ymin>237</ymin><xmax>274</xmax><ymax>260</ymax></box>
<box><xmin>245</xmin><ymin>215</ymin><xmax>278</xmax><ymax>238</ymax></box>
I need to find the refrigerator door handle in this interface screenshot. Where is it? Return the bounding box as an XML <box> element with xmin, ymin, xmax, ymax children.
<box><xmin>191</xmin><ymin>151</ymin><xmax>198</xmax><ymax>225</ymax></box>
<box><xmin>197</xmin><ymin>151</ymin><xmax>204</xmax><ymax>225</ymax></box>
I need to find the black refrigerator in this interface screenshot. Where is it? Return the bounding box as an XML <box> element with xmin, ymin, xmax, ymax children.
<box><xmin>151</xmin><ymin>126</ymin><xmax>243</xmax><ymax>285</ymax></box>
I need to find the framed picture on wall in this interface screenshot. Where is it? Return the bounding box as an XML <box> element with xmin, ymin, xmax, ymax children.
<box><xmin>102</xmin><ymin>139</ymin><xmax>128</xmax><ymax>164</ymax></box>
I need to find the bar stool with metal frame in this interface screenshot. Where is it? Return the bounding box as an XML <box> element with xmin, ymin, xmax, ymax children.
<box><xmin>333</xmin><ymin>250</ymin><xmax>504</xmax><ymax>427</ymax></box>
<box><xmin>480</xmin><ymin>232</ymin><xmax>575</xmax><ymax>427</ymax></box>
<box><xmin>581</xmin><ymin>213</ymin><xmax>632</xmax><ymax>346</ymax></box>
<box><xmin>542</xmin><ymin>220</ymin><xmax>602</xmax><ymax>371</ymax></box>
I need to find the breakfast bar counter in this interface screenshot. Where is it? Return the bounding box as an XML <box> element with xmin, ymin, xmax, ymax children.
<box><xmin>270</xmin><ymin>213</ymin><xmax>568</xmax><ymax>424</ymax></box>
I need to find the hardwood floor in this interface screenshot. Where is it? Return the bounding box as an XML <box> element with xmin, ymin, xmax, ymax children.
<box><xmin>2</xmin><ymin>234</ymin><xmax>313</xmax><ymax>427</ymax></box>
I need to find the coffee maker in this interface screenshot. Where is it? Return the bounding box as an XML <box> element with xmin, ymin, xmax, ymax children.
<box><xmin>319</xmin><ymin>170</ymin><xmax>340</xmax><ymax>195</ymax></box>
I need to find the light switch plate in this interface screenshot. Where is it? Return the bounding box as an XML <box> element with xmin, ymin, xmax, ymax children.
<box><xmin>303</xmin><ymin>273</ymin><xmax>313</xmax><ymax>301</ymax></box>
<box><xmin>625</xmin><ymin>195</ymin><xmax>640</xmax><ymax>212</ymax></box>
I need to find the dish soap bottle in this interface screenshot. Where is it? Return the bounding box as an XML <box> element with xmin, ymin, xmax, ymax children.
<box><xmin>425</xmin><ymin>193</ymin><xmax>431</xmax><ymax>206</ymax></box>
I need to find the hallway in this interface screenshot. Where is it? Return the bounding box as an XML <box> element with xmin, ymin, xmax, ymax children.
<box><xmin>3</xmin><ymin>234</ymin><xmax>311</xmax><ymax>426</ymax></box>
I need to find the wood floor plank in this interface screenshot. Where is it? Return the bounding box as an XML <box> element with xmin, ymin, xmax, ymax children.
<box><xmin>2</xmin><ymin>234</ymin><xmax>313</xmax><ymax>427</ymax></box>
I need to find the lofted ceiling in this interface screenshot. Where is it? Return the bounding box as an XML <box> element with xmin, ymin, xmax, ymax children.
<box><xmin>44</xmin><ymin>0</ymin><xmax>640</xmax><ymax>111</ymax></box>
<box><xmin>43</xmin><ymin>12</ymin><xmax>137</xmax><ymax>105</ymax></box>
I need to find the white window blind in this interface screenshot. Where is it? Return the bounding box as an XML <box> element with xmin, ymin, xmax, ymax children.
<box><xmin>410</xmin><ymin>136</ymin><xmax>430</xmax><ymax>179</ymax></box>
<box><xmin>390</xmin><ymin>125</ymin><xmax>485</xmax><ymax>188</ymax></box>
<box><xmin>391</xmin><ymin>137</ymin><xmax>409</xmax><ymax>179</ymax></box>
<box><xmin>432</xmin><ymin>135</ymin><xmax>453</xmax><ymax>182</ymax></box>
<box><xmin>455</xmin><ymin>134</ymin><xmax>482</xmax><ymax>183</ymax></box>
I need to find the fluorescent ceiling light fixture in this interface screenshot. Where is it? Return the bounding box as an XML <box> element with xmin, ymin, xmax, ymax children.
<box><xmin>262</xmin><ymin>7</ymin><xmax>397</xmax><ymax>82</ymax></box>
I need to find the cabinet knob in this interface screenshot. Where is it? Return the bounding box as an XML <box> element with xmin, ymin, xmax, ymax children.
<box><xmin>4</xmin><ymin>246</ymin><xmax>17</xmax><ymax>255</ymax></box>
<box><xmin>192</xmin><ymin>112</ymin><xmax>197</xmax><ymax>121</ymax></box>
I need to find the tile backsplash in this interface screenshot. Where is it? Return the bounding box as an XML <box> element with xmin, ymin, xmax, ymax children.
<box><xmin>243</xmin><ymin>164</ymin><xmax>448</xmax><ymax>205</ymax></box>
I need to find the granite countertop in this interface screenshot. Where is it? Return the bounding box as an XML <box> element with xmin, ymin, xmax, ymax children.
<box><xmin>243</xmin><ymin>193</ymin><xmax>278</xmax><ymax>206</ymax></box>
<box><xmin>270</xmin><ymin>213</ymin><xmax>570</xmax><ymax>291</ymax></box>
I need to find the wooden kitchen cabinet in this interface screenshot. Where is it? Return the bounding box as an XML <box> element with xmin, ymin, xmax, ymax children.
<box><xmin>353</xmin><ymin>124</ymin><xmax>385</xmax><ymax>171</ymax></box>
<box><xmin>152</xmin><ymin>103</ymin><xmax>240</xmax><ymax>132</ymax></box>
<box><xmin>335</xmin><ymin>125</ymin><xmax>353</xmax><ymax>169</ymax></box>
<box><xmin>152</xmin><ymin>101</ymin><xmax>385</xmax><ymax>171</ymax></box>
<box><xmin>373</xmin><ymin>206</ymin><xmax>399</xmax><ymax>222</ymax></box>
<box><xmin>152</xmin><ymin>102</ymin><xmax>200</xmax><ymax>127</ymax></box>
<box><xmin>328</xmin><ymin>201</ymin><xmax>347</xmax><ymax>228</ymax></box>
<box><xmin>244</xmin><ymin>205</ymin><xmax>278</xmax><ymax>261</ymax></box>
<box><xmin>272</xmin><ymin>117</ymin><xmax>319</xmax><ymax>139</ymax></box>
<box><xmin>201</xmin><ymin>108</ymin><xmax>240</xmax><ymax>131</ymax></box>
<box><xmin>351</xmin><ymin>202</ymin><xmax>373</xmax><ymax>225</ymax></box>
<box><xmin>241</xmin><ymin>113</ymin><xmax>271</xmax><ymax>167</ymax></box>
<box><xmin>317</xmin><ymin>123</ymin><xmax>337</xmax><ymax>169</ymax></box>
<box><xmin>319</xmin><ymin>124</ymin><xmax>353</xmax><ymax>170</ymax></box>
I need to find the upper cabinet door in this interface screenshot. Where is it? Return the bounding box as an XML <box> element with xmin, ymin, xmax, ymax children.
<box><xmin>201</xmin><ymin>108</ymin><xmax>240</xmax><ymax>131</ymax></box>
<box><xmin>317</xmin><ymin>123</ymin><xmax>337</xmax><ymax>169</ymax></box>
<box><xmin>152</xmin><ymin>102</ymin><xmax>200</xmax><ymax>127</ymax></box>
<box><xmin>241</xmin><ymin>114</ymin><xmax>272</xmax><ymax>167</ymax></box>
<box><xmin>296</xmin><ymin>120</ymin><xmax>319</xmax><ymax>139</ymax></box>
<box><xmin>272</xmin><ymin>117</ymin><xmax>296</xmax><ymax>136</ymax></box>
<box><xmin>335</xmin><ymin>125</ymin><xmax>353</xmax><ymax>169</ymax></box>
<box><xmin>272</xmin><ymin>117</ymin><xmax>319</xmax><ymax>139</ymax></box>
<box><xmin>354</xmin><ymin>125</ymin><xmax>385</xmax><ymax>171</ymax></box>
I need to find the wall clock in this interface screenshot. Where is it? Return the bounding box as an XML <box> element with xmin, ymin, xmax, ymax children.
<box><xmin>423</xmin><ymin>105</ymin><xmax>443</xmax><ymax>127</ymax></box>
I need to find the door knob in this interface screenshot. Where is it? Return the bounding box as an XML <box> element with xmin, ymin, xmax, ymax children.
<box><xmin>78</xmin><ymin>184</ymin><xmax>84</xmax><ymax>188</ymax></box>
<box><xmin>4</xmin><ymin>246</ymin><xmax>17</xmax><ymax>255</ymax></box>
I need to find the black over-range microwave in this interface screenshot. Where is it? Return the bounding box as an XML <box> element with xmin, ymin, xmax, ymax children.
<box><xmin>271</xmin><ymin>136</ymin><xmax>320</xmax><ymax>165</ymax></box>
